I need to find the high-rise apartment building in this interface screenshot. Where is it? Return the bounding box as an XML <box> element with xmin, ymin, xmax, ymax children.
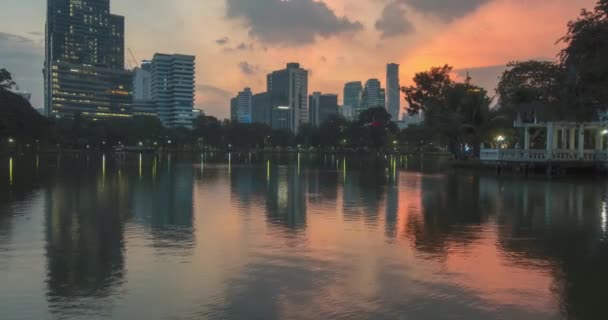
<box><xmin>151</xmin><ymin>53</ymin><xmax>196</xmax><ymax>128</ymax></box>
<box><xmin>361</xmin><ymin>79</ymin><xmax>385</xmax><ymax>110</ymax></box>
<box><xmin>267</xmin><ymin>63</ymin><xmax>308</xmax><ymax>133</ymax></box>
<box><xmin>133</xmin><ymin>61</ymin><xmax>152</xmax><ymax>101</ymax></box>
<box><xmin>232</xmin><ymin>88</ymin><xmax>253</xmax><ymax>123</ymax></box>
<box><xmin>343</xmin><ymin>81</ymin><xmax>363</xmax><ymax>120</ymax></box>
<box><xmin>252</xmin><ymin>92</ymin><xmax>272</xmax><ymax>126</ymax></box>
<box><xmin>44</xmin><ymin>0</ymin><xmax>133</xmax><ymax>118</ymax></box>
<box><xmin>386</xmin><ymin>63</ymin><xmax>400</xmax><ymax>121</ymax></box>
<box><xmin>309</xmin><ymin>92</ymin><xmax>339</xmax><ymax>127</ymax></box>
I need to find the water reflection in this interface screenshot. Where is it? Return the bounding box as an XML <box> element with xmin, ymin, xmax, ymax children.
<box><xmin>1</xmin><ymin>155</ymin><xmax>608</xmax><ymax>319</ymax></box>
<box><xmin>44</xmin><ymin>161</ymin><xmax>128</xmax><ymax>318</ymax></box>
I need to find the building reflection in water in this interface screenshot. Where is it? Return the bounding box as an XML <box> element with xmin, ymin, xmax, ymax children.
<box><xmin>4</xmin><ymin>154</ymin><xmax>608</xmax><ymax>319</ymax></box>
<box><xmin>44</xmin><ymin>157</ymin><xmax>129</xmax><ymax>318</ymax></box>
<box><xmin>44</xmin><ymin>154</ymin><xmax>196</xmax><ymax>317</ymax></box>
<box><xmin>131</xmin><ymin>157</ymin><xmax>195</xmax><ymax>252</ymax></box>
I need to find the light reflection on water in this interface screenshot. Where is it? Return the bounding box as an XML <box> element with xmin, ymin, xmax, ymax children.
<box><xmin>0</xmin><ymin>154</ymin><xmax>607</xmax><ymax>319</ymax></box>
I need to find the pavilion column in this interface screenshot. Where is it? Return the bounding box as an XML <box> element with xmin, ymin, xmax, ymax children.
<box><xmin>524</xmin><ymin>127</ymin><xmax>530</xmax><ymax>150</ymax></box>
<box><xmin>596</xmin><ymin>129</ymin><xmax>603</xmax><ymax>150</ymax></box>
<box><xmin>570</xmin><ymin>128</ymin><xmax>576</xmax><ymax>151</ymax></box>
<box><xmin>578</xmin><ymin>125</ymin><xmax>585</xmax><ymax>159</ymax></box>
<box><xmin>546</xmin><ymin>123</ymin><xmax>554</xmax><ymax>160</ymax></box>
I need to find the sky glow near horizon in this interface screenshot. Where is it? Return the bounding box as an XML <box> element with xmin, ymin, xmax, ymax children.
<box><xmin>0</xmin><ymin>0</ymin><xmax>596</xmax><ymax>118</ymax></box>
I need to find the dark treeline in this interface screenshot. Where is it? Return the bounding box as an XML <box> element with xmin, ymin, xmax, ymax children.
<box><xmin>1</xmin><ymin>0</ymin><xmax>606</xmax><ymax>157</ymax></box>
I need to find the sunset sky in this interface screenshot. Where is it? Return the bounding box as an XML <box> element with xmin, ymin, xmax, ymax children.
<box><xmin>0</xmin><ymin>0</ymin><xmax>597</xmax><ymax>118</ymax></box>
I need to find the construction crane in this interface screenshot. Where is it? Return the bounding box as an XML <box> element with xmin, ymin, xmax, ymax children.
<box><xmin>127</xmin><ymin>48</ymin><xmax>139</xmax><ymax>70</ymax></box>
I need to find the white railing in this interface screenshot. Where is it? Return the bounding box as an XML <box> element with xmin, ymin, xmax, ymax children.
<box><xmin>480</xmin><ymin>148</ymin><xmax>608</xmax><ymax>163</ymax></box>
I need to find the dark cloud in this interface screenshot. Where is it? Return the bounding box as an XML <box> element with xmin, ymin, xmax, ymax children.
<box><xmin>197</xmin><ymin>84</ymin><xmax>232</xmax><ymax>118</ymax></box>
<box><xmin>0</xmin><ymin>32</ymin><xmax>43</xmax><ymax>107</ymax></box>
<box><xmin>216</xmin><ymin>36</ymin><xmax>230</xmax><ymax>45</ymax></box>
<box><xmin>375</xmin><ymin>1</ymin><xmax>415</xmax><ymax>39</ymax></box>
<box><xmin>454</xmin><ymin>64</ymin><xmax>507</xmax><ymax>99</ymax></box>
<box><xmin>198</xmin><ymin>84</ymin><xmax>231</xmax><ymax>97</ymax></box>
<box><xmin>238</xmin><ymin>61</ymin><xmax>259</xmax><ymax>75</ymax></box>
<box><xmin>223</xmin><ymin>42</ymin><xmax>254</xmax><ymax>53</ymax></box>
<box><xmin>226</xmin><ymin>0</ymin><xmax>363</xmax><ymax>46</ymax></box>
<box><xmin>402</xmin><ymin>0</ymin><xmax>491</xmax><ymax>21</ymax></box>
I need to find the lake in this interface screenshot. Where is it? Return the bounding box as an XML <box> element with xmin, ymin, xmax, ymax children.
<box><xmin>1</xmin><ymin>153</ymin><xmax>607</xmax><ymax>320</ymax></box>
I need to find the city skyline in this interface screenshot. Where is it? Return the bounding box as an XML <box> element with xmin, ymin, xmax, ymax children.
<box><xmin>1</xmin><ymin>0</ymin><xmax>597</xmax><ymax>119</ymax></box>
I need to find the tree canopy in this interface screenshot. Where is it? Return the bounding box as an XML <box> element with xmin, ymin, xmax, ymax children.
<box><xmin>560</xmin><ymin>0</ymin><xmax>608</xmax><ymax>110</ymax></box>
<box><xmin>0</xmin><ymin>68</ymin><xmax>16</xmax><ymax>91</ymax></box>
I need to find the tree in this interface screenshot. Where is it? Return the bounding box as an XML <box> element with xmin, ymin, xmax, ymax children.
<box><xmin>402</xmin><ymin>65</ymin><xmax>453</xmax><ymax>115</ymax></box>
<box><xmin>193</xmin><ymin>115</ymin><xmax>223</xmax><ymax>148</ymax></box>
<box><xmin>358</xmin><ymin>107</ymin><xmax>396</xmax><ymax>150</ymax></box>
<box><xmin>318</xmin><ymin>114</ymin><xmax>348</xmax><ymax>147</ymax></box>
<box><xmin>402</xmin><ymin>66</ymin><xmax>498</xmax><ymax>158</ymax></box>
<box><xmin>497</xmin><ymin>61</ymin><xmax>565</xmax><ymax>108</ymax></box>
<box><xmin>560</xmin><ymin>0</ymin><xmax>608</xmax><ymax>113</ymax></box>
<box><xmin>0</xmin><ymin>68</ymin><xmax>16</xmax><ymax>91</ymax></box>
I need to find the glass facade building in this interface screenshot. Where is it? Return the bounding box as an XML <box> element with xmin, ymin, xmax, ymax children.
<box><xmin>151</xmin><ymin>54</ymin><xmax>196</xmax><ymax>128</ymax></box>
<box><xmin>267</xmin><ymin>63</ymin><xmax>308</xmax><ymax>133</ymax></box>
<box><xmin>44</xmin><ymin>0</ymin><xmax>133</xmax><ymax>118</ymax></box>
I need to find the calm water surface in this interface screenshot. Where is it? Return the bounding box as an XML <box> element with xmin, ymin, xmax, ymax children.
<box><xmin>1</xmin><ymin>153</ymin><xmax>607</xmax><ymax>320</ymax></box>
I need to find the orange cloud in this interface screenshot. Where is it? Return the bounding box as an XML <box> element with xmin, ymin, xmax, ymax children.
<box><xmin>401</xmin><ymin>0</ymin><xmax>597</xmax><ymax>83</ymax></box>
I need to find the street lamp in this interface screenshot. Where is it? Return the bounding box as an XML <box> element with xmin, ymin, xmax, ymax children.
<box><xmin>495</xmin><ymin>135</ymin><xmax>506</xmax><ymax>142</ymax></box>
<box><xmin>8</xmin><ymin>138</ymin><xmax>15</xmax><ymax>144</ymax></box>
<box><xmin>167</xmin><ymin>140</ymin><xmax>172</xmax><ymax>144</ymax></box>
<box><xmin>602</xmin><ymin>129</ymin><xmax>608</xmax><ymax>135</ymax></box>
<box><xmin>138</xmin><ymin>141</ymin><xmax>143</xmax><ymax>147</ymax></box>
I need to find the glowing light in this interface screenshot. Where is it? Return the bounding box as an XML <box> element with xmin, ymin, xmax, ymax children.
<box><xmin>496</xmin><ymin>135</ymin><xmax>506</xmax><ymax>142</ymax></box>
<box><xmin>8</xmin><ymin>138</ymin><xmax>15</xmax><ymax>144</ymax></box>
<box><xmin>9</xmin><ymin>157</ymin><xmax>13</xmax><ymax>185</ymax></box>
<box><xmin>267</xmin><ymin>160</ymin><xmax>272</xmax><ymax>183</ymax></box>
<box><xmin>602</xmin><ymin>129</ymin><xmax>608</xmax><ymax>136</ymax></box>
<box><xmin>602</xmin><ymin>201</ymin><xmax>607</xmax><ymax>234</ymax></box>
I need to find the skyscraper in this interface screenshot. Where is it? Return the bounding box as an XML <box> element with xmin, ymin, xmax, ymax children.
<box><xmin>386</xmin><ymin>63</ymin><xmax>401</xmax><ymax>121</ymax></box>
<box><xmin>44</xmin><ymin>0</ymin><xmax>133</xmax><ymax>118</ymax></box>
<box><xmin>151</xmin><ymin>53</ymin><xmax>196</xmax><ymax>128</ymax></box>
<box><xmin>133</xmin><ymin>61</ymin><xmax>152</xmax><ymax>101</ymax></box>
<box><xmin>309</xmin><ymin>92</ymin><xmax>339</xmax><ymax>127</ymax></box>
<box><xmin>267</xmin><ymin>63</ymin><xmax>308</xmax><ymax>133</ymax></box>
<box><xmin>361</xmin><ymin>79</ymin><xmax>385</xmax><ymax>110</ymax></box>
<box><xmin>232</xmin><ymin>87</ymin><xmax>253</xmax><ymax>123</ymax></box>
<box><xmin>132</xmin><ymin>60</ymin><xmax>157</xmax><ymax>117</ymax></box>
<box><xmin>252</xmin><ymin>92</ymin><xmax>272</xmax><ymax>126</ymax></box>
<box><xmin>343</xmin><ymin>81</ymin><xmax>362</xmax><ymax>120</ymax></box>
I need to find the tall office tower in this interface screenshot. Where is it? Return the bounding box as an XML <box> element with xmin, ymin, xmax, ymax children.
<box><xmin>232</xmin><ymin>87</ymin><xmax>253</xmax><ymax>123</ymax></box>
<box><xmin>133</xmin><ymin>61</ymin><xmax>152</xmax><ymax>101</ymax></box>
<box><xmin>132</xmin><ymin>61</ymin><xmax>157</xmax><ymax>117</ymax></box>
<box><xmin>267</xmin><ymin>63</ymin><xmax>308</xmax><ymax>133</ymax></box>
<box><xmin>151</xmin><ymin>53</ymin><xmax>196</xmax><ymax>128</ymax></box>
<box><xmin>343</xmin><ymin>81</ymin><xmax>362</xmax><ymax>120</ymax></box>
<box><xmin>309</xmin><ymin>92</ymin><xmax>339</xmax><ymax>127</ymax></box>
<box><xmin>230</xmin><ymin>97</ymin><xmax>238</xmax><ymax>122</ymax></box>
<box><xmin>361</xmin><ymin>79</ymin><xmax>385</xmax><ymax>110</ymax></box>
<box><xmin>386</xmin><ymin>63</ymin><xmax>400</xmax><ymax>121</ymax></box>
<box><xmin>44</xmin><ymin>0</ymin><xmax>133</xmax><ymax>118</ymax></box>
<box><xmin>252</xmin><ymin>92</ymin><xmax>272</xmax><ymax>126</ymax></box>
